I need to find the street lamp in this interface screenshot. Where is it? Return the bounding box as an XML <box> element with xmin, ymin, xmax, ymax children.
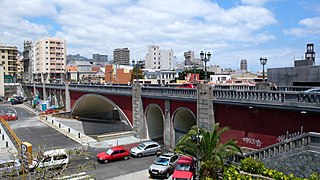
<box><xmin>200</xmin><ymin>51</ymin><xmax>211</xmax><ymax>83</ymax></box>
<box><xmin>259</xmin><ymin>57</ymin><xmax>267</xmax><ymax>81</ymax></box>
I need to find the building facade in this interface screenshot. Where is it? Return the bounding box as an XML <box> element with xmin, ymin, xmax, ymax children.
<box><xmin>240</xmin><ymin>59</ymin><xmax>248</xmax><ymax>71</ymax></box>
<box><xmin>0</xmin><ymin>45</ymin><xmax>18</xmax><ymax>83</ymax></box>
<box><xmin>113</xmin><ymin>48</ymin><xmax>130</xmax><ymax>65</ymax></box>
<box><xmin>92</xmin><ymin>53</ymin><xmax>108</xmax><ymax>63</ymax></box>
<box><xmin>34</xmin><ymin>37</ymin><xmax>66</xmax><ymax>83</ymax></box>
<box><xmin>145</xmin><ymin>45</ymin><xmax>175</xmax><ymax>70</ymax></box>
<box><xmin>23</xmin><ymin>40</ymin><xmax>33</xmax><ymax>82</ymax></box>
<box><xmin>184</xmin><ymin>50</ymin><xmax>194</xmax><ymax>66</ymax></box>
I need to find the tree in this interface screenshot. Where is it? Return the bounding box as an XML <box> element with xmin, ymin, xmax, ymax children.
<box><xmin>175</xmin><ymin>123</ymin><xmax>242</xmax><ymax>179</ymax></box>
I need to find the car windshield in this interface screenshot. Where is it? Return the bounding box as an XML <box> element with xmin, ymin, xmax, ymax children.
<box><xmin>105</xmin><ymin>149</ymin><xmax>113</xmax><ymax>155</ymax></box>
<box><xmin>175</xmin><ymin>163</ymin><xmax>191</xmax><ymax>171</ymax></box>
<box><xmin>137</xmin><ymin>143</ymin><xmax>146</xmax><ymax>150</ymax></box>
<box><xmin>154</xmin><ymin>157</ymin><xmax>169</xmax><ymax>166</ymax></box>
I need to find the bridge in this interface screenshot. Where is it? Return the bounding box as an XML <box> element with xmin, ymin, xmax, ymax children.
<box><xmin>22</xmin><ymin>83</ymin><xmax>320</xmax><ymax>151</ymax></box>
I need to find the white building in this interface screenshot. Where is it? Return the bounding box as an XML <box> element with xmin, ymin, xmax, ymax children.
<box><xmin>210</xmin><ymin>74</ymin><xmax>231</xmax><ymax>83</ymax></box>
<box><xmin>34</xmin><ymin>37</ymin><xmax>66</xmax><ymax>83</ymax></box>
<box><xmin>145</xmin><ymin>45</ymin><xmax>175</xmax><ymax>70</ymax></box>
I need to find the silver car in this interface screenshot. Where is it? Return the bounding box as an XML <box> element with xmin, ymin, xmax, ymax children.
<box><xmin>130</xmin><ymin>141</ymin><xmax>161</xmax><ymax>158</ymax></box>
<box><xmin>148</xmin><ymin>152</ymin><xmax>179</xmax><ymax>178</ymax></box>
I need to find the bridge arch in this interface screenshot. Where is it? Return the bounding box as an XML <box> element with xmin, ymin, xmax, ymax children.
<box><xmin>145</xmin><ymin>104</ymin><xmax>164</xmax><ymax>141</ymax></box>
<box><xmin>72</xmin><ymin>93</ymin><xmax>132</xmax><ymax>127</ymax></box>
<box><xmin>172</xmin><ymin>107</ymin><xmax>196</xmax><ymax>145</ymax></box>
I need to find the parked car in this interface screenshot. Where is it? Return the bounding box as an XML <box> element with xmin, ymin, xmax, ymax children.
<box><xmin>0</xmin><ymin>113</ymin><xmax>18</xmax><ymax>121</ymax></box>
<box><xmin>172</xmin><ymin>155</ymin><xmax>196</xmax><ymax>180</ymax></box>
<box><xmin>10</xmin><ymin>98</ymin><xmax>24</xmax><ymax>105</ymax></box>
<box><xmin>0</xmin><ymin>159</ymin><xmax>21</xmax><ymax>177</ymax></box>
<box><xmin>301</xmin><ymin>88</ymin><xmax>320</xmax><ymax>102</ymax></box>
<box><xmin>178</xmin><ymin>83</ymin><xmax>197</xmax><ymax>89</ymax></box>
<box><xmin>97</xmin><ymin>146</ymin><xmax>130</xmax><ymax>163</ymax></box>
<box><xmin>148</xmin><ymin>152</ymin><xmax>179</xmax><ymax>178</ymax></box>
<box><xmin>29</xmin><ymin>149</ymin><xmax>69</xmax><ymax>170</ymax></box>
<box><xmin>130</xmin><ymin>141</ymin><xmax>162</xmax><ymax>158</ymax></box>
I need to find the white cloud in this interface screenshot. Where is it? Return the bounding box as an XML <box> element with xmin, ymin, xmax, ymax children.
<box><xmin>241</xmin><ymin>0</ymin><xmax>270</xmax><ymax>6</ymax></box>
<box><xmin>0</xmin><ymin>0</ymin><xmax>279</xmax><ymax>71</ymax></box>
<box><xmin>284</xmin><ymin>17</ymin><xmax>320</xmax><ymax>37</ymax></box>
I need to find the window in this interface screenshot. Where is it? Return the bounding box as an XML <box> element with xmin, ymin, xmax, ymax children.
<box><xmin>43</xmin><ymin>156</ymin><xmax>52</xmax><ymax>162</ymax></box>
<box><xmin>53</xmin><ymin>155</ymin><xmax>67</xmax><ymax>160</ymax></box>
<box><xmin>1</xmin><ymin>56</ymin><xmax>4</xmax><ymax>59</ymax></box>
<box><xmin>119</xmin><ymin>150</ymin><xmax>126</xmax><ymax>153</ymax></box>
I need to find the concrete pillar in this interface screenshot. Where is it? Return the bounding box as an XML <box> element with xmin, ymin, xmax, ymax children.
<box><xmin>164</xmin><ymin>100</ymin><xmax>171</xmax><ymax>149</ymax></box>
<box><xmin>197</xmin><ymin>84</ymin><xmax>215</xmax><ymax>131</ymax></box>
<box><xmin>0</xmin><ymin>65</ymin><xmax>4</xmax><ymax>97</ymax></box>
<box><xmin>132</xmin><ymin>82</ymin><xmax>146</xmax><ymax>139</ymax></box>
<box><xmin>42</xmin><ymin>83</ymin><xmax>47</xmax><ymax>100</ymax></box>
<box><xmin>65</xmin><ymin>82</ymin><xmax>71</xmax><ymax>112</ymax></box>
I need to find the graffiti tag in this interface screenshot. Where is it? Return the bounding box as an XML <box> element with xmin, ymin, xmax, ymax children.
<box><xmin>242</xmin><ymin>137</ymin><xmax>263</xmax><ymax>148</ymax></box>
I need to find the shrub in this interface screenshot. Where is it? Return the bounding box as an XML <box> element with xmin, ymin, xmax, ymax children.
<box><xmin>240</xmin><ymin>157</ymin><xmax>266</xmax><ymax>174</ymax></box>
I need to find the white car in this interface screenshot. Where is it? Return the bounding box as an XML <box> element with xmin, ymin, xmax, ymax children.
<box><xmin>29</xmin><ymin>149</ymin><xmax>69</xmax><ymax>170</ymax></box>
<box><xmin>130</xmin><ymin>141</ymin><xmax>161</xmax><ymax>158</ymax></box>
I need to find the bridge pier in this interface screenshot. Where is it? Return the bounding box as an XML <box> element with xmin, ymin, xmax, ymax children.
<box><xmin>197</xmin><ymin>84</ymin><xmax>215</xmax><ymax>130</ymax></box>
<box><xmin>132</xmin><ymin>83</ymin><xmax>146</xmax><ymax>139</ymax></box>
<box><xmin>65</xmin><ymin>82</ymin><xmax>71</xmax><ymax>112</ymax></box>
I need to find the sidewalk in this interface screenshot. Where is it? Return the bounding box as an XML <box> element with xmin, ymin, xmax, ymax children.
<box><xmin>0</xmin><ymin>124</ymin><xmax>18</xmax><ymax>161</ymax></box>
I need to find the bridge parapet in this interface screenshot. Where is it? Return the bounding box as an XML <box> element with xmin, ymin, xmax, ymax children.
<box><xmin>141</xmin><ymin>87</ymin><xmax>197</xmax><ymax>99</ymax></box>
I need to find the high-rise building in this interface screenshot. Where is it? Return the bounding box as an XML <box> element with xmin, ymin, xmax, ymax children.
<box><xmin>184</xmin><ymin>50</ymin><xmax>194</xmax><ymax>66</ymax></box>
<box><xmin>240</xmin><ymin>59</ymin><xmax>247</xmax><ymax>71</ymax></box>
<box><xmin>23</xmin><ymin>40</ymin><xmax>33</xmax><ymax>82</ymax></box>
<box><xmin>34</xmin><ymin>37</ymin><xmax>66</xmax><ymax>83</ymax></box>
<box><xmin>113</xmin><ymin>48</ymin><xmax>130</xmax><ymax>65</ymax></box>
<box><xmin>0</xmin><ymin>45</ymin><xmax>18</xmax><ymax>80</ymax></box>
<box><xmin>92</xmin><ymin>54</ymin><xmax>108</xmax><ymax>63</ymax></box>
<box><xmin>145</xmin><ymin>45</ymin><xmax>174</xmax><ymax>70</ymax></box>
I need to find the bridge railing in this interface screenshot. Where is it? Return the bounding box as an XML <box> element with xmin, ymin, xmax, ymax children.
<box><xmin>141</xmin><ymin>87</ymin><xmax>197</xmax><ymax>98</ymax></box>
<box><xmin>68</xmin><ymin>84</ymin><xmax>133</xmax><ymax>94</ymax></box>
<box><xmin>230</xmin><ymin>132</ymin><xmax>320</xmax><ymax>163</ymax></box>
<box><xmin>213</xmin><ymin>89</ymin><xmax>320</xmax><ymax>104</ymax></box>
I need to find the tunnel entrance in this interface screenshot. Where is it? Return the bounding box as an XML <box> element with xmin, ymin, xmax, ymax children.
<box><xmin>145</xmin><ymin>104</ymin><xmax>164</xmax><ymax>142</ymax></box>
<box><xmin>71</xmin><ymin>94</ymin><xmax>132</xmax><ymax>137</ymax></box>
<box><xmin>173</xmin><ymin>108</ymin><xmax>196</xmax><ymax>145</ymax></box>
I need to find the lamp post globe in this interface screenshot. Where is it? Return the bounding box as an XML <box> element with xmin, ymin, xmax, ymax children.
<box><xmin>200</xmin><ymin>51</ymin><xmax>211</xmax><ymax>83</ymax></box>
<box><xmin>259</xmin><ymin>57</ymin><xmax>267</xmax><ymax>81</ymax></box>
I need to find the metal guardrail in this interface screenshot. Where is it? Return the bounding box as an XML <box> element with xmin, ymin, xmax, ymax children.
<box><xmin>0</xmin><ymin>117</ymin><xmax>21</xmax><ymax>149</ymax></box>
<box><xmin>231</xmin><ymin>132</ymin><xmax>320</xmax><ymax>163</ymax></box>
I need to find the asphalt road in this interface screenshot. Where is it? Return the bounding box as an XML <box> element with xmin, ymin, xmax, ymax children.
<box><xmin>0</xmin><ymin>103</ymin><xmax>80</xmax><ymax>151</ymax></box>
<box><xmin>0</xmin><ymin>103</ymin><xmax>162</xmax><ymax>179</ymax></box>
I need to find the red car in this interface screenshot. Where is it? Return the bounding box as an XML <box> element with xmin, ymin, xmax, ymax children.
<box><xmin>178</xmin><ymin>83</ymin><xmax>197</xmax><ymax>88</ymax></box>
<box><xmin>0</xmin><ymin>113</ymin><xmax>18</xmax><ymax>121</ymax></box>
<box><xmin>96</xmin><ymin>146</ymin><xmax>130</xmax><ymax>163</ymax></box>
<box><xmin>172</xmin><ymin>155</ymin><xmax>195</xmax><ymax>180</ymax></box>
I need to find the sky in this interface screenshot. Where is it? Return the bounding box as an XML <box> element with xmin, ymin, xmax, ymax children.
<box><xmin>1</xmin><ymin>0</ymin><xmax>320</xmax><ymax>72</ymax></box>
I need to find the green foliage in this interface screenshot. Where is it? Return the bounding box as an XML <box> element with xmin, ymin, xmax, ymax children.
<box><xmin>310</xmin><ymin>172</ymin><xmax>320</xmax><ymax>180</ymax></box>
<box><xmin>240</xmin><ymin>157</ymin><xmax>266</xmax><ymax>174</ymax></box>
<box><xmin>174</xmin><ymin>123</ymin><xmax>242</xmax><ymax>179</ymax></box>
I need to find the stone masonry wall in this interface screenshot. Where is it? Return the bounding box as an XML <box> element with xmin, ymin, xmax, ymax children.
<box><xmin>263</xmin><ymin>148</ymin><xmax>320</xmax><ymax>178</ymax></box>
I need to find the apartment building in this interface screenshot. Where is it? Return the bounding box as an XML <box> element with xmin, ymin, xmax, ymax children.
<box><xmin>113</xmin><ymin>48</ymin><xmax>130</xmax><ymax>65</ymax></box>
<box><xmin>145</xmin><ymin>45</ymin><xmax>175</xmax><ymax>70</ymax></box>
<box><xmin>34</xmin><ymin>37</ymin><xmax>66</xmax><ymax>83</ymax></box>
<box><xmin>0</xmin><ymin>45</ymin><xmax>18</xmax><ymax>83</ymax></box>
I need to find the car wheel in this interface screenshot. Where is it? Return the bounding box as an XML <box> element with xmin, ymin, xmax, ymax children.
<box><xmin>124</xmin><ymin>156</ymin><xmax>129</xmax><ymax>160</ymax></box>
<box><xmin>104</xmin><ymin>159</ymin><xmax>108</xmax><ymax>164</ymax></box>
<box><xmin>166</xmin><ymin>172</ymin><xmax>170</xmax><ymax>178</ymax></box>
<box><xmin>137</xmin><ymin>153</ymin><xmax>142</xmax><ymax>158</ymax></box>
<box><xmin>155</xmin><ymin>150</ymin><xmax>161</xmax><ymax>156</ymax></box>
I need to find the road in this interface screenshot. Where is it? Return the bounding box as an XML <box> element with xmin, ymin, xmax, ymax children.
<box><xmin>0</xmin><ymin>103</ymin><xmax>168</xmax><ymax>180</ymax></box>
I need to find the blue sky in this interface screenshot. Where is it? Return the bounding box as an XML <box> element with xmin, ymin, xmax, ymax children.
<box><xmin>0</xmin><ymin>0</ymin><xmax>319</xmax><ymax>72</ymax></box>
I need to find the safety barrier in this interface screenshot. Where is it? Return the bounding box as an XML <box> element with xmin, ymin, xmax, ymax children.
<box><xmin>0</xmin><ymin>117</ymin><xmax>21</xmax><ymax>149</ymax></box>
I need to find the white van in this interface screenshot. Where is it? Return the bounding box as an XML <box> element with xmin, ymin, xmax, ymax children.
<box><xmin>29</xmin><ymin>149</ymin><xmax>69</xmax><ymax>170</ymax></box>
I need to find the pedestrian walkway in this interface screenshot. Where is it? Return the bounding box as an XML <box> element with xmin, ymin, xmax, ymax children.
<box><xmin>0</xmin><ymin>124</ymin><xmax>18</xmax><ymax>161</ymax></box>
<box><xmin>108</xmin><ymin>169</ymin><xmax>173</xmax><ymax>180</ymax></box>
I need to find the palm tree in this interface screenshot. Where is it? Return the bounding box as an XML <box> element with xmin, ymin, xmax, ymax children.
<box><xmin>175</xmin><ymin>123</ymin><xmax>242</xmax><ymax>179</ymax></box>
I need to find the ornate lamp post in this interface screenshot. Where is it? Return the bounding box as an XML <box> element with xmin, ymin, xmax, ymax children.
<box><xmin>200</xmin><ymin>51</ymin><xmax>211</xmax><ymax>83</ymax></box>
<box><xmin>259</xmin><ymin>57</ymin><xmax>267</xmax><ymax>81</ymax></box>
<box><xmin>132</xmin><ymin>60</ymin><xmax>142</xmax><ymax>82</ymax></box>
